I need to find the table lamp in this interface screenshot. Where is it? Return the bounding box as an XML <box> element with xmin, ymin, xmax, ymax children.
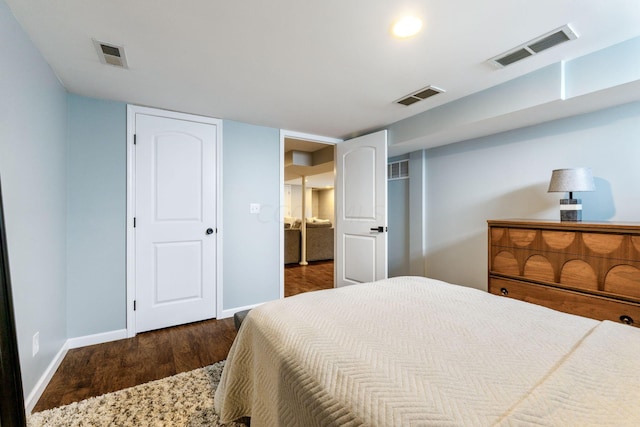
<box><xmin>548</xmin><ymin>168</ymin><xmax>595</xmax><ymax>221</ymax></box>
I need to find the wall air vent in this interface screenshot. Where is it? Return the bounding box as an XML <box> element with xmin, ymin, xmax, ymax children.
<box><xmin>396</xmin><ymin>86</ymin><xmax>444</xmax><ymax>107</ymax></box>
<box><xmin>489</xmin><ymin>24</ymin><xmax>578</xmax><ymax>68</ymax></box>
<box><xmin>93</xmin><ymin>39</ymin><xmax>128</xmax><ymax>68</ymax></box>
<box><xmin>388</xmin><ymin>160</ymin><xmax>409</xmax><ymax>180</ymax></box>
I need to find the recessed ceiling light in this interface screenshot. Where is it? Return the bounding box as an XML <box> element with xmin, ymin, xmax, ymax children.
<box><xmin>392</xmin><ymin>16</ymin><xmax>423</xmax><ymax>38</ymax></box>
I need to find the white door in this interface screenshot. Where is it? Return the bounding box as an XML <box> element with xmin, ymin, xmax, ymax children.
<box><xmin>335</xmin><ymin>130</ymin><xmax>388</xmax><ymax>287</ymax></box>
<box><xmin>134</xmin><ymin>113</ymin><xmax>218</xmax><ymax>332</ymax></box>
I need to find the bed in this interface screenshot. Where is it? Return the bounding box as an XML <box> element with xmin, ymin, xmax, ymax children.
<box><xmin>214</xmin><ymin>276</ymin><xmax>640</xmax><ymax>426</ymax></box>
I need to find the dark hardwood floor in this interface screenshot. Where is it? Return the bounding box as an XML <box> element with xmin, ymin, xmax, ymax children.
<box><xmin>33</xmin><ymin>317</ymin><xmax>237</xmax><ymax>412</ymax></box>
<box><xmin>33</xmin><ymin>260</ymin><xmax>334</xmax><ymax>413</ymax></box>
<box><xmin>284</xmin><ymin>260</ymin><xmax>334</xmax><ymax>297</ymax></box>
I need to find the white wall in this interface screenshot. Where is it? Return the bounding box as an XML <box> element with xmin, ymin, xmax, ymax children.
<box><xmin>288</xmin><ymin>186</ymin><xmax>334</xmax><ymax>223</ymax></box>
<box><xmin>423</xmin><ymin>101</ymin><xmax>640</xmax><ymax>291</ymax></box>
<box><xmin>289</xmin><ymin>185</ymin><xmax>312</xmax><ymax>219</ymax></box>
<box><xmin>0</xmin><ymin>0</ymin><xmax>68</xmax><ymax>401</ymax></box>
<box><xmin>316</xmin><ymin>188</ymin><xmax>335</xmax><ymax>225</ymax></box>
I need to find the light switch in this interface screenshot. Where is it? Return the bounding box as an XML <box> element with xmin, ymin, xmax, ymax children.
<box><xmin>250</xmin><ymin>203</ymin><xmax>261</xmax><ymax>214</ymax></box>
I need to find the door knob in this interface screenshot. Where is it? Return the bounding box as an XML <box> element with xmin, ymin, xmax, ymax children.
<box><xmin>206</xmin><ymin>228</ymin><xmax>214</xmax><ymax>235</ymax></box>
<box><xmin>370</xmin><ymin>226</ymin><xmax>386</xmax><ymax>232</ymax></box>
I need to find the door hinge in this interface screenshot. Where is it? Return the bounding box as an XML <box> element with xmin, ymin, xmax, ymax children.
<box><xmin>133</xmin><ymin>134</ymin><xmax>137</xmax><ymax>145</ymax></box>
<box><xmin>133</xmin><ymin>300</ymin><xmax>136</xmax><ymax>311</ymax></box>
<box><xmin>133</xmin><ymin>217</ymin><xmax>136</xmax><ymax>228</ymax></box>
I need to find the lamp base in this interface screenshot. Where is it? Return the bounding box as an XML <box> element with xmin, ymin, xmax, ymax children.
<box><xmin>560</xmin><ymin>198</ymin><xmax>582</xmax><ymax>221</ymax></box>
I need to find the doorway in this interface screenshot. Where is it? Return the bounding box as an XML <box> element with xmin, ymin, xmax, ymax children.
<box><xmin>280</xmin><ymin>131</ymin><xmax>341</xmax><ymax>298</ymax></box>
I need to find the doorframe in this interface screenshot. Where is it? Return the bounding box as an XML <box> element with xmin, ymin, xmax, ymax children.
<box><xmin>126</xmin><ymin>105</ymin><xmax>223</xmax><ymax>338</ymax></box>
<box><xmin>279</xmin><ymin>130</ymin><xmax>342</xmax><ymax>299</ymax></box>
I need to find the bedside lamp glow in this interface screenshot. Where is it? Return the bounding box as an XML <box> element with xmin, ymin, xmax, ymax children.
<box><xmin>548</xmin><ymin>168</ymin><xmax>595</xmax><ymax>221</ymax></box>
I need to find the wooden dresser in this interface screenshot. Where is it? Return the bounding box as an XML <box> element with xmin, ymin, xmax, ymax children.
<box><xmin>488</xmin><ymin>219</ymin><xmax>640</xmax><ymax>327</ymax></box>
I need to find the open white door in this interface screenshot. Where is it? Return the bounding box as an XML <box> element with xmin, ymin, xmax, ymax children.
<box><xmin>335</xmin><ymin>130</ymin><xmax>388</xmax><ymax>287</ymax></box>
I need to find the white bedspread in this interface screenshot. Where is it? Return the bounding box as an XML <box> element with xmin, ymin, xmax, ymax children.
<box><xmin>214</xmin><ymin>276</ymin><xmax>640</xmax><ymax>426</ymax></box>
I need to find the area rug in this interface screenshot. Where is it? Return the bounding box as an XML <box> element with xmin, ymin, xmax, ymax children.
<box><xmin>28</xmin><ymin>360</ymin><xmax>248</xmax><ymax>427</ymax></box>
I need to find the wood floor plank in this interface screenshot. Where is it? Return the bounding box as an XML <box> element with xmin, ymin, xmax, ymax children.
<box><xmin>32</xmin><ymin>317</ymin><xmax>237</xmax><ymax>412</ymax></box>
<box><xmin>33</xmin><ymin>261</ymin><xmax>334</xmax><ymax>412</ymax></box>
<box><xmin>285</xmin><ymin>260</ymin><xmax>334</xmax><ymax>296</ymax></box>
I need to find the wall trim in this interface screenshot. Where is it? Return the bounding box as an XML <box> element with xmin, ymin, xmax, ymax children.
<box><xmin>25</xmin><ymin>328</ymin><xmax>130</xmax><ymax>413</ymax></box>
<box><xmin>125</xmin><ymin>105</ymin><xmax>136</xmax><ymax>337</ymax></box>
<box><xmin>25</xmin><ymin>341</ymin><xmax>68</xmax><ymax>414</ymax></box>
<box><xmin>218</xmin><ymin>303</ymin><xmax>263</xmax><ymax>320</ymax></box>
<box><xmin>67</xmin><ymin>329</ymin><xmax>128</xmax><ymax>349</ymax></box>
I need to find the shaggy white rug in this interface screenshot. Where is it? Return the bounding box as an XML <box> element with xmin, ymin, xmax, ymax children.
<box><xmin>28</xmin><ymin>361</ymin><xmax>247</xmax><ymax>427</ymax></box>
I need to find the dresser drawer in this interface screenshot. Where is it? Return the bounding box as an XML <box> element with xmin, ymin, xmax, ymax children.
<box><xmin>489</xmin><ymin>224</ymin><xmax>640</xmax><ymax>297</ymax></box>
<box><xmin>489</xmin><ymin>277</ymin><xmax>640</xmax><ymax>327</ymax></box>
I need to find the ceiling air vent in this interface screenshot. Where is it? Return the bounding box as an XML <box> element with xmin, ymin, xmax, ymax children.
<box><xmin>396</xmin><ymin>86</ymin><xmax>444</xmax><ymax>106</ymax></box>
<box><xmin>93</xmin><ymin>39</ymin><xmax>128</xmax><ymax>68</ymax></box>
<box><xmin>489</xmin><ymin>24</ymin><xmax>578</xmax><ymax>68</ymax></box>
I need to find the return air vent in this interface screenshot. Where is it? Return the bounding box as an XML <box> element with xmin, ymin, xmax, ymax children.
<box><xmin>489</xmin><ymin>25</ymin><xmax>578</xmax><ymax>68</ymax></box>
<box><xmin>93</xmin><ymin>39</ymin><xmax>128</xmax><ymax>68</ymax></box>
<box><xmin>396</xmin><ymin>86</ymin><xmax>444</xmax><ymax>106</ymax></box>
<box><xmin>388</xmin><ymin>160</ymin><xmax>409</xmax><ymax>180</ymax></box>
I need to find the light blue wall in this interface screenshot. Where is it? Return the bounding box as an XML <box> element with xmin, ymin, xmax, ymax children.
<box><xmin>387</xmin><ymin>155</ymin><xmax>410</xmax><ymax>277</ymax></box>
<box><xmin>66</xmin><ymin>94</ymin><xmax>127</xmax><ymax>337</ymax></box>
<box><xmin>408</xmin><ymin>150</ymin><xmax>427</xmax><ymax>276</ymax></box>
<box><xmin>388</xmin><ymin>177</ymin><xmax>410</xmax><ymax>277</ymax></box>
<box><xmin>423</xmin><ymin>101</ymin><xmax>640</xmax><ymax>291</ymax></box>
<box><xmin>387</xmin><ymin>35</ymin><xmax>640</xmax><ymax>156</ymax></box>
<box><xmin>388</xmin><ymin>152</ymin><xmax>428</xmax><ymax>278</ymax></box>
<box><xmin>565</xmin><ymin>37</ymin><xmax>640</xmax><ymax>98</ymax></box>
<box><xmin>65</xmin><ymin>103</ymin><xmax>283</xmax><ymax>323</ymax></box>
<box><xmin>388</xmin><ymin>35</ymin><xmax>640</xmax><ymax>291</ymax></box>
<box><xmin>0</xmin><ymin>5</ymin><xmax>284</xmax><ymax>398</ymax></box>
<box><xmin>389</xmin><ymin>63</ymin><xmax>563</xmax><ymax>150</ymax></box>
<box><xmin>222</xmin><ymin>121</ymin><xmax>281</xmax><ymax>309</ymax></box>
<box><xmin>0</xmin><ymin>0</ymin><xmax>68</xmax><ymax>400</ymax></box>
<box><xmin>5</xmin><ymin>0</ymin><xmax>635</xmax><ymax>403</ymax></box>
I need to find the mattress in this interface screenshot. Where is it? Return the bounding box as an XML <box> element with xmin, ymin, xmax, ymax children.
<box><xmin>214</xmin><ymin>276</ymin><xmax>640</xmax><ymax>426</ymax></box>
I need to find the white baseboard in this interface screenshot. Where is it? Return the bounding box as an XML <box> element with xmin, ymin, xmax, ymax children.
<box><xmin>25</xmin><ymin>328</ymin><xmax>128</xmax><ymax>414</ymax></box>
<box><xmin>218</xmin><ymin>303</ymin><xmax>262</xmax><ymax>320</ymax></box>
<box><xmin>25</xmin><ymin>340</ymin><xmax>68</xmax><ymax>414</ymax></box>
<box><xmin>67</xmin><ymin>328</ymin><xmax>128</xmax><ymax>349</ymax></box>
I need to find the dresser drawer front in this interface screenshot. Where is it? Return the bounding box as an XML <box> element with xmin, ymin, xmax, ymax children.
<box><xmin>489</xmin><ymin>226</ymin><xmax>640</xmax><ymax>298</ymax></box>
<box><xmin>489</xmin><ymin>277</ymin><xmax>640</xmax><ymax>327</ymax></box>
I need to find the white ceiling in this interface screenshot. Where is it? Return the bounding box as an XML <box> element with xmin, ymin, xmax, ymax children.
<box><xmin>7</xmin><ymin>1</ymin><xmax>640</xmax><ymax>149</ymax></box>
<box><xmin>284</xmin><ymin>138</ymin><xmax>335</xmax><ymax>188</ymax></box>
<box><xmin>285</xmin><ymin>172</ymin><xmax>335</xmax><ymax>190</ymax></box>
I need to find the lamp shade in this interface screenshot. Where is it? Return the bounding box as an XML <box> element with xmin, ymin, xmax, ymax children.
<box><xmin>547</xmin><ymin>168</ymin><xmax>595</xmax><ymax>193</ymax></box>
